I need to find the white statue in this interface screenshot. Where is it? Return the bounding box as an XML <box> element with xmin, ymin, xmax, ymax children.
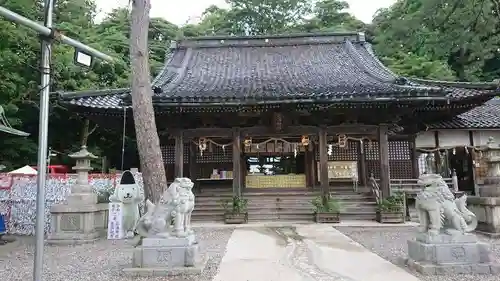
<box><xmin>135</xmin><ymin>177</ymin><xmax>195</xmax><ymax>238</ymax></box>
<box><xmin>415</xmin><ymin>174</ymin><xmax>477</xmax><ymax>235</ymax></box>
<box><xmin>109</xmin><ymin>170</ymin><xmax>144</xmax><ymax>238</ymax></box>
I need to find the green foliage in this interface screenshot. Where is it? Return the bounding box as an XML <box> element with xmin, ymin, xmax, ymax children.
<box><xmin>96</xmin><ymin>185</ymin><xmax>113</xmax><ymax>203</ymax></box>
<box><xmin>311</xmin><ymin>195</ymin><xmax>342</xmax><ymax>213</ymax></box>
<box><xmin>0</xmin><ymin>0</ymin><xmax>497</xmax><ymax>171</ymax></box>
<box><xmin>377</xmin><ymin>192</ymin><xmax>404</xmax><ymax>213</ymax></box>
<box><xmin>220</xmin><ymin>196</ymin><xmax>248</xmax><ymax>214</ymax></box>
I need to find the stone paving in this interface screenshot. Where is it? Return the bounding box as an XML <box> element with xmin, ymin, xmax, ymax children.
<box><xmin>2</xmin><ymin>222</ymin><xmax>500</xmax><ymax>281</ymax></box>
<box><xmin>214</xmin><ymin>224</ymin><xmax>419</xmax><ymax>281</ymax></box>
<box><xmin>337</xmin><ymin>226</ymin><xmax>500</xmax><ymax>281</ymax></box>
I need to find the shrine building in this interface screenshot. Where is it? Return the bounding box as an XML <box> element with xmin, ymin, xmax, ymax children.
<box><xmin>59</xmin><ymin>32</ymin><xmax>499</xmax><ymax>201</ymax></box>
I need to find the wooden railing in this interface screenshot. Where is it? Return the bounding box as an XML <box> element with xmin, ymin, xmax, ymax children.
<box><xmin>368</xmin><ymin>176</ymin><xmax>456</xmax><ymax>222</ymax></box>
<box><xmin>389</xmin><ymin>178</ymin><xmax>454</xmax><ymax>197</ymax></box>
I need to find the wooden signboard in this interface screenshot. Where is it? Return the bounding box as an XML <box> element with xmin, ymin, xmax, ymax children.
<box><xmin>317</xmin><ymin>161</ymin><xmax>358</xmax><ymax>180</ymax></box>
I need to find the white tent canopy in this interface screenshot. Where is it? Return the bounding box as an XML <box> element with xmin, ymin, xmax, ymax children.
<box><xmin>8</xmin><ymin>165</ymin><xmax>37</xmax><ymax>175</ymax></box>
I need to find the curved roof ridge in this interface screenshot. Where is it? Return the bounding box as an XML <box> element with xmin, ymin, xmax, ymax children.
<box><xmin>343</xmin><ymin>40</ymin><xmax>396</xmax><ymax>84</ymax></box>
<box><xmin>158</xmin><ymin>48</ymin><xmax>193</xmax><ymax>95</ymax></box>
<box><xmin>362</xmin><ymin>43</ymin><xmax>401</xmax><ymax>80</ymax></box>
<box><xmin>152</xmin><ymin>51</ymin><xmax>176</xmax><ymax>86</ymax></box>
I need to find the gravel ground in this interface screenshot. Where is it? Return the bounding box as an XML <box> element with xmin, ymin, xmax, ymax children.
<box><xmin>336</xmin><ymin>226</ymin><xmax>500</xmax><ymax>281</ymax></box>
<box><xmin>0</xmin><ymin>228</ymin><xmax>234</xmax><ymax>281</ymax></box>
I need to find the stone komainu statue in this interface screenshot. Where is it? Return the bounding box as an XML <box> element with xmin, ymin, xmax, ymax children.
<box><xmin>415</xmin><ymin>174</ymin><xmax>477</xmax><ymax>235</ymax></box>
<box><xmin>134</xmin><ymin>177</ymin><xmax>195</xmax><ymax>238</ymax></box>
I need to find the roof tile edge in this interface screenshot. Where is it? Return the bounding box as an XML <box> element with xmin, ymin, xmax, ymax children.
<box><xmin>173</xmin><ymin>31</ymin><xmax>365</xmax><ymax>49</ymax></box>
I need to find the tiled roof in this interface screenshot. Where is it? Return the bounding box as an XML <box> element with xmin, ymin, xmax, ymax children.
<box><xmin>59</xmin><ymin>32</ymin><xmax>499</xmax><ymax>109</ymax></box>
<box><xmin>428</xmin><ymin>97</ymin><xmax>500</xmax><ymax>129</ymax></box>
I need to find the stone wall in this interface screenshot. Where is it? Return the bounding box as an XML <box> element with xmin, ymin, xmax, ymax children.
<box><xmin>0</xmin><ymin>173</ymin><xmax>143</xmax><ymax>235</ymax></box>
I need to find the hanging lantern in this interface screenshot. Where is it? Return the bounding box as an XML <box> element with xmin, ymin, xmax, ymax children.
<box><xmin>301</xmin><ymin>135</ymin><xmax>310</xmax><ymax>146</ymax></box>
<box><xmin>244</xmin><ymin>137</ymin><xmax>252</xmax><ymax>147</ymax></box>
<box><xmin>338</xmin><ymin>134</ymin><xmax>347</xmax><ymax>148</ymax></box>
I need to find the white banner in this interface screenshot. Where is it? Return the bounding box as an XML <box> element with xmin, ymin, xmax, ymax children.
<box><xmin>107</xmin><ymin>202</ymin><xmax>124</xmax><ymax>240</ymax></box>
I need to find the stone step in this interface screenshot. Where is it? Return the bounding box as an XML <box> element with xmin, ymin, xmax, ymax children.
<box><xmin>248</xmin><ymin>213</ymin><xmax>314</xmax><ymax>222</ymax></box>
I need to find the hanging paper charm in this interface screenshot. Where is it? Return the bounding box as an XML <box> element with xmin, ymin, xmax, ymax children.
<box><xmin>327</xmin><ymin>144</ymin><xmax>333</xmax><ymax>156</ymax></box>
<box><xmin>198</xmin><ymin>138</ymin><xmax>207</xmax><ymax>156</ymax></box>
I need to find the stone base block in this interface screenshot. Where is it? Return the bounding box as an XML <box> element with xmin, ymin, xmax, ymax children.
<box><xmin>124</xmin><ymin>236</ymin><xmax>206</xmax><ymax>277</ymax></box>
<box><xmin>467</xmin><ymin>196</ymin><xmax>500</xmax><ymax>237</ymax></box>
<box><xmin>405</xmin><ymin>258</ymin><xmax>500</xmax><ymax>275</ymax></box>
<box><xmin>122</xmin><ymin>256</ymin><xmax>208</xmax><ymax>277</ymax></box>
<box><xmin>46</xmin><ymin>203</ymin><xmax>106</xmax><ymax>245</ymax></box>
<box><xmin>136</xmin><ymin>236</ymin><xmax>199</xmax><ymax>268</ymax></box>
<box><xmin>406</xmin><ymin>233</ymin><xmax>500</xmax><ymax>275</ymax></box>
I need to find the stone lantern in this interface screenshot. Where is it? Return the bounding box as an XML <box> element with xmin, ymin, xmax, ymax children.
<box><xmin>66</xmin><ymin>146</ymin><xmax>98</xmax><ymax>205</ymax></box>
<box><xmin>480</xmin><ymin>137</ymin><xmax>500</xmax><ymax>195</ymax></box>
<box><xmin>47</xmin><ymin>146</ymin><xmax>107</xmax><ymax>245</ymax></box>
<box><xmin>467</xmin><ymin>137</ymin><xmax>500</xmax><ymax>237</ymax></box>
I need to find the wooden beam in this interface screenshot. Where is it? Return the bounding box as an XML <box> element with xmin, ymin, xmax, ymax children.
<box><xmin>182</xmin><ymin>128</ymin><xmax>232</xmax><ymax>138</ymax></box>
<box><xmin>326</xmin><ymin>124</ymin><xmax>379</xmax><ymax>134</ymax></box>
<box><xmin>318</xmin><ymin>128</ymin><xmax>329</xmax><ymax>199</ymax></box>
<box><xmin>232</xmin><ymin>128</ymin><xmax>242</xmax><ymax>197</ymax></box>
<box><xmin>378</xmin><ymin>125</ymin><xmax>390</xmax><ymax>198</ymax></box>
<box><xmin>174</xmin><ymin>132</ymin><xmax>184</xmax><ymax>178</ymax></box>
<box><xmin>180</xmin><ymin>124</ymin><xmax>380</xmax><ymax>139</ymax></box>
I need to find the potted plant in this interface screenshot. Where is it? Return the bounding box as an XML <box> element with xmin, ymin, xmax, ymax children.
<box><xmin>312</xmin><ymin>195</ymin><xmax>342</xmax><ymax>223</ymax></box>
<box><xmin>376</xmin><ymin>193</ymin><xmax>405</xmax><ymax>223</ymax></box>
<box><xmin>221</xmin><ymin>196</ymin><xmax>248</xmax><ymax>224</ymax></box>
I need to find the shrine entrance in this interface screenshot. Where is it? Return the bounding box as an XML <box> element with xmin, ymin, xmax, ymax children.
<box><xmin>242</xmin><ymin>136</ymin><xmax>309</xmax><ymax>189</ymax></box>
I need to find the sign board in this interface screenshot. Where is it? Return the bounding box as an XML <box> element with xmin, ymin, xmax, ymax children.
<box><xmin>107</xmin><ymin>202</ymin><xmax>124</xmax><ymax>240</ymax></box>
<box><xmin>317</xmin><ymin>161</ymin><xmax>358</xmax><ymax>180</ymax></box>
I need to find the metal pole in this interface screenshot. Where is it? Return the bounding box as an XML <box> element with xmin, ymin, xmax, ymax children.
<box><xmin>0</xmin><ymin>6</ymin><xmax>113</xmax><ymax>62</ymax></box>
<box><xmin>33</xmin><ymin>0</ymin><xmax>53</xmax><ymax>280</ymax></box>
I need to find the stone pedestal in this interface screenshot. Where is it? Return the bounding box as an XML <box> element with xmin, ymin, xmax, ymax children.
<box><xmin>405</xmin><ymin>233</ymin><xmax>500</xmax><ymax>275</ymax></box>
<box><xmin>46</xmin><ymin>146</ymin><xmax>103</xmax><ymax>245</ymax></box>
<box><xmin>122</xmin><ymin>235</ymin><xmax>208</xmax><ymax>277</ymax></box>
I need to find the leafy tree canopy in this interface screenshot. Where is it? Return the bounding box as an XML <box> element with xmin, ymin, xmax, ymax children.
<box><xmin>0</xmin><ymin>0</ymin><xmax>497</xmax><ymax>170</ymax></box>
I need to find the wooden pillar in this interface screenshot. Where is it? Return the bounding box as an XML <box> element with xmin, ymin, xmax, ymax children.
<box><xmin>410</xmin><ymin>137</ymin><xmax>419</xmax><ymax>178</ymax></box>
<box><xmin>378</xmin><ymin>125</ymin><xmax>390</xmax><ymax>198</ymax></box>
<box><xmin>232</xmin><ymin>129</ymin><xmax>242</xmax><ymax>197</ymax></box>
<box><xmin>318</xmin><ymin>128</ymin><xmax>329</xmax><ymax>198</ymax></box>
<box><xmin>358</xmin><ymin>141</ymin><xmax>367</xmax><ymax>186</ymax></box>
<box><xmin>433</xmin><ymin>131</ymin><xmax>441</xmax><ymax>174</ymax></box>
<box><xmin>174</xmin><ymin>132</ymin><xmax>184</xmax><ymax>178</ymax></box>
<box><xmin>189</xmin><ymin>142</ymin><xmax>198</xmax><ymax>189</ymax></box>
<box><xmin>304</xmin><ymin>147</ymin><xmax>312</xmax><ymax>188</ymax></box>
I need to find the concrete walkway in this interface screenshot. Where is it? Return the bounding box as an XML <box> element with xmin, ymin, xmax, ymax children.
<box><xmin>213</xmin><ymin>224</ymin><xmax>420</xmax><ymax>281</ymax></box>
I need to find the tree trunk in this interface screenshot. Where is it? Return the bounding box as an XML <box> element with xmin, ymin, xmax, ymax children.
<box><xmin>129</xmin><ymin>0</ymin><xmax>167</xmax><ymax>203</ymax></box>
<box><xmin>80</xmin><ymin>118</ymin><xmax>97</xmax><ymax>147</ymax></box>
